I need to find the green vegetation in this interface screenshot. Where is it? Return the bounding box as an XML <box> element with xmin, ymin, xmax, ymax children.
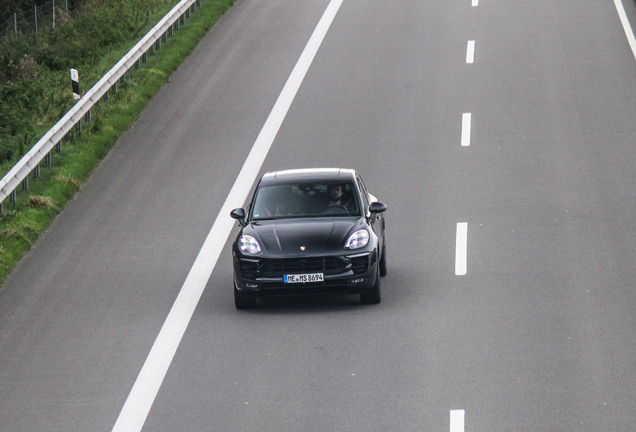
<box><xmin>0</xmin><ymin>0</ymin><xmax>236</xmax><ymax>284</ymax></box>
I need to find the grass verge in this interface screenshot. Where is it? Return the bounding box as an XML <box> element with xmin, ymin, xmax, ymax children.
<box><xmin>0</xmin><ymin>0</ymin><xmax>236</xmax><ymax>285</ymax></box>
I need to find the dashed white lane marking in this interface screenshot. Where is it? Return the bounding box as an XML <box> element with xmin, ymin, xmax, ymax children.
<box><xmin>472</xmin><ymin>0</ymin><xmax>478</xmax><ymax>6</ymax></box>
<box><xmin>613</xmin><ymin>0</ymin><xmax>636</xmax><ymax>60</ymax></box>
<box><xmin>109</xmin><ymin>1</ymin><xmax>345</xmax><ymax>431</ymax></box>
<box><xmin>450</xmin><ymin>410</ymin><xmax>465</xmax><ymax>432</ymax></box>
<box><xmin>466</xmin><ymin>40</ymin><xmax>475</xmax><ymax>63</ymax></box>
<box><xmin>455</xmin><ymin>223</ymin><xmax>468</xmax><ymax>276</ymax></box>
<box><xmin>461</xmin><ymin>113</ymin><xmax>472</xmax><ymax>147</ymax></box>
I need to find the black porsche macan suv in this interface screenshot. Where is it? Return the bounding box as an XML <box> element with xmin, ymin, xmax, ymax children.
<box><xmin>230</xmin><ymin>168</ymin><xmax>387</xmax><ymax>309</ymax></box>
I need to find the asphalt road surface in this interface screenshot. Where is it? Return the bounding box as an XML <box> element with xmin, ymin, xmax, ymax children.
<box><xmin>3</xmin><ymin>0</ymin><xmax>636</xmax><ymax>431</ymax></box>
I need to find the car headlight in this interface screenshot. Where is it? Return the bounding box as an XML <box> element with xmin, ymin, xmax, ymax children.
<box><xmin>345</xmin><ymin>229</ymin><xmax>369</xmax><ymax>250</ymax></box>
<box><xmin>239</xmin><ymin>235</ymin><xmax>262</xmax><ymax>254</ymax></box>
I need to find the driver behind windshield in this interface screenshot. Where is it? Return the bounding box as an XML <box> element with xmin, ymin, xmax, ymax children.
<box><xmin>328</xmin><ymin>184</ymin><xmax>344</xmax><ymax>206</ymax></box>
<box><xmin>326</xmin><ymin>183</ymin><xmax>356</xmax><ymax>212</ymax></box>
<box><xmin>252</xmin><ymin>183</ymin><xmax>358</xmax><ymax>219</ymax></box>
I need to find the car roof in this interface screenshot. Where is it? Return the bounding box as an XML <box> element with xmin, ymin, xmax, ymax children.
<box><xmin>259</xmin><ymin>168</ymin><xmax>357</xmax><ymax>186</ymax></box>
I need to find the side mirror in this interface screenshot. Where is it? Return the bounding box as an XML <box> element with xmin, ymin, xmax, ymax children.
<box><xmin>230</xmin><ymin>208</ymin><xmax>246</xmax><ymax>226</ymax></box>
<box><xmin>369</xmin><ymin>202</ymin><xmax>387</xmax><ymax>213</ymax></box>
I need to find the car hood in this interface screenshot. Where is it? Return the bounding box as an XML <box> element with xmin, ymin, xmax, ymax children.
<box><xmin>243</xmin><ymin>218</ymin><xmax>363</xmax><ymax>256</ymax></box>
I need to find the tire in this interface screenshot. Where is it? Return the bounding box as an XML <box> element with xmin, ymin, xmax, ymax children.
<box><xmin>360</xmin><ymin>266</ymin><xmax>381</xmax><ymax>305</ymax></box>
<box><xmin>234</xmin><ymin>280</ymin><xmax>257</xmax><ymax>309</ymax></box>
<box><xmin>379</xmin><ymin>241</ymin><xmax>387</xmax><ymax>277</ymax></box>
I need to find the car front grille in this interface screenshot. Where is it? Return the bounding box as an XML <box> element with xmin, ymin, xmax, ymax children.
<box><xmin>239</xmin><ymin>254</ymin><xmax>370</xmax><ymax>279</ymax></box>
<box><xmin>350</xmin><ymin>255</ymin><xmax>370</xmax><ymax>274</ymax></box>
<box><xmin>239</xmin><ymin>259</ymin><xmax>259</xmax><ymax>279</ymax></box>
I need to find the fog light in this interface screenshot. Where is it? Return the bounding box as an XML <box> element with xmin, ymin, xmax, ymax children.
<box><xmin>351</xmin><ymin>278</ymin><xmax>364</xmax><ymax>284</ymax></box>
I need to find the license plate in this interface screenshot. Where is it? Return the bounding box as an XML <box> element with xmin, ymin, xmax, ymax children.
<box><xmin>284</xmin><ymin>273</ymin><xmax>324</xmax><ymax>283</ymax></box>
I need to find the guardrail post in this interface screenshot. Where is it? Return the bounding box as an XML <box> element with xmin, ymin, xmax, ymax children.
<box><xmin>0</xmin><ymin>202</ymin><xmax>4</xmax><ymax>215</ymax></box>
<box><xmin>186</xmin><ymin>9</ymin><xmax>190</xmax><ymax>19</ymax></box>
<box><xmin>180</xmin><ymin>14</ymin><xmax>185</xmax><ymax>25</ymax></box>
<box><xmin>9</xmin><ymin>190</ymin><xmax>16</xmax><ymax>204</ymax></box>
<box><xmin>45</xmin><ymin>151</ymin><xmax>52</xmax><ymax>166</ymax></box>
<box><xmin>162</xmin><ymin>32</ymin><xmax>167</xmax><ymax>43</ymax></box>
<box><xmin>34</xmin><ymin>163</ymin><xmax>40</xmax><ymax>180</ymax></box>
<box><xmin>56</xmin><ymin>141</ymin><xmax>61</xmax><ymax>154</ymax></box>
<box><xmin>75</xmin><ymin>120</ymin><xmax>81</xmax><ymax>134</ymax></box>
<box><xmin>21</xmin><ymin>177</ymin><xmax>28</xmax><ymax>191</ymax></box>
<box><xmin>85</xmin><ymin>110</ymin><xmax>91</xmax><ymax>124</ymax></box>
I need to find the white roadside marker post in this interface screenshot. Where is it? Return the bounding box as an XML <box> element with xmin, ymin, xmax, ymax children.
<box><xmin>70</xmin><ymin>68</ymin><xmax>80</xmax><ymax>100</ymax></box>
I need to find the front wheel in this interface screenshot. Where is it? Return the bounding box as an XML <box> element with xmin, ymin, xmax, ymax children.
<box><xmin>360</xmin><ymin>266</ymin><xmax>381</xmax><ymax>305</ymax></box>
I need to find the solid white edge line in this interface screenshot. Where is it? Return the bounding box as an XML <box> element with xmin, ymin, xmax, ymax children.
<box><xmin>613</xmin><ymin>0</ymin><xmax>636</xmax><ymax>60</ymax></box>
<box><xmin>450</xmin><ymin>410</ymin><xmax>465</xmax><ymax>432</ymax></box>
<box><xmin>455</xmin><ymin>223</ymin><xmax>468</xmax><ymax>276</ymax></box>
<box><xmin>110</xmin><ymin>1</ymin><xmax>345</xmax><ymax>431</ymax></box>
<box><xmin>461</xmin><ymin>113</ymin><xmax>471</xmax><ymax>147</ymax></box>
<box><xmin>466</xmin><ymin>40</ymin><xmax>475</xmax><ymax>64</ymax></box>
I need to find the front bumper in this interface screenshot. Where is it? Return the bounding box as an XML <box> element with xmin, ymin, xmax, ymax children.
<box><xmin>233</xmin><ymin>250</ymin><xmax>379</xmax><ymax>298</ymax></box>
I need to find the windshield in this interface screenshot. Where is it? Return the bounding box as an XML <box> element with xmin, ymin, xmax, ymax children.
<box><xmin>251</xmin><ymin>182</ymin><xmax>360</xmax><ymax>220</ymax></box>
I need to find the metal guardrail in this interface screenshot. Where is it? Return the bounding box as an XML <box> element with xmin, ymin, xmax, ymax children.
<box><xmin>0</xmin><ymin>0</ymin><xmax>202</xmax><ymax>211</ymax></box>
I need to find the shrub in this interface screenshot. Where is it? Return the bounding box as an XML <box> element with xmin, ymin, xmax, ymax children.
<box><xmin>53</xmin><ymin>173</ymin><xmax>81</xmax><ymax>190</ymax></box>
<box><xmin>27</xmin><ymin>195</ymin><xmax>57</xmax><ymax>210</ymax></box>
